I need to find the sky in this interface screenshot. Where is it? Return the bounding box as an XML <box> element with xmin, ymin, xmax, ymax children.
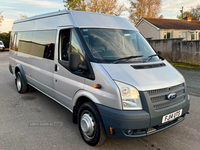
<box><xmin>0</xmin><ymin>0</ymin><xmax>200</xmax><ymax>32</ymax></box>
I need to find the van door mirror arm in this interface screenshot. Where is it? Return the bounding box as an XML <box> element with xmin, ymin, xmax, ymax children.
<box><xmin>79</xmin><ymin>64</ymin><xmax>87</xmax><ymax>71</ymax></box>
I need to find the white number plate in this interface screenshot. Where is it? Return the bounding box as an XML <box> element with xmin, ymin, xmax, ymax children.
<box><xmin>162</xmin><ymin>109</ymin><xmax>183</xmax><ymax>124</ymax></box>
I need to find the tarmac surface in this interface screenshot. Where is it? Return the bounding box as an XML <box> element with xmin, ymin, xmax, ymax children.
<box><xmin>0</xmin><ymin>52</ymin><xmax>200</xmax><ymax>150</ymax></box>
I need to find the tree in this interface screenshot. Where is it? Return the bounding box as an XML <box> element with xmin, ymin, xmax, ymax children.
<box><xmin>63</xmin><ymin>0</ymin><xmax>125</xmax><ymax>16</ymax></box>
<box><xmin>20</xmin><ymin>14</ymin><xmax>28</xmax><ymax>19</ymax></box>
<box><xmin>16</xmin><ymin>14</ymin><xmax>28</xmax><ymax>21</ymax></box>
<box><xmin>63</xmin><ymin>0</ymin><xmax>87</xmax><ymax>11</ymax></box>
<box><xmin>0</xmin><ymin>11</ymin><xmax>4</xmax><ymax>26</ymax></box>
<box><xmin>128</xmin><ymin>0</ymin><xmax>161</xmax><ymax>24</ymax></box>
<box><xmin>190</xmin><ymin>5</ymin><xmax>200</xmax><ymax>20</ymax></box>
<box><xmin>177</xmin><ymin>11</ymin><xmax>194</xmax><ymax>20</ymax></box>
<box><xmin>177</xmin><ymin>5</ymin><xmax>200</xmax><ymax>20</ymax></box>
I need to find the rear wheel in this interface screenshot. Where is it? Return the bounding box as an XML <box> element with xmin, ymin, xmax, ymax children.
<box><xmin>16</xmin><ymin>72</ymin><xmax>27</xmax><ymax>93</ymax></box>
<box><xmin>78</xmin><ymin>102</ymin><xmax>106</xmax><ymax>146</ymax></box>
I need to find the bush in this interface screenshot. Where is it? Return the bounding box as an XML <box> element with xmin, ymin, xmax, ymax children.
<box><xmin>0</xmin><ymin>32</ymin><xmax>10</xmax><ymax>48</ymax></box>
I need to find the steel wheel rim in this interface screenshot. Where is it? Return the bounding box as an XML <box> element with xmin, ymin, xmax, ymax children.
<box><xmin>80</xmin><ymin>110</ymin><xmax>96</xmax><ymax>140</ymax></box>
<box><xmin>17</xmin><ymin>76</ymin><xmax>21</xmax><ymax>91</ymax></box>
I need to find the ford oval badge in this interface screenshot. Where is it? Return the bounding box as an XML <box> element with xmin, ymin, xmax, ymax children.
<box><xmin>167</xmin><ymin>93</ymin><xmax>177</xmax><ymax>100</ymax></box>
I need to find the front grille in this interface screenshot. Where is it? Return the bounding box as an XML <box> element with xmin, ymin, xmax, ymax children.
<box><xmin>147</xmin><ymin>83</ymin><xmax>185</xmax><ymax>110</ymax></box>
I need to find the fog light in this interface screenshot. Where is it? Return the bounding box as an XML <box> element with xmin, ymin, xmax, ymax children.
<box><xmin>127</xmin><ymin>129</ymin><xmax>133</xmax><ymax>135</ymax></box>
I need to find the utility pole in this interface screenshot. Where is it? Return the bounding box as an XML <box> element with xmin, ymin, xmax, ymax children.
<box><xmin>180</xmin><ymin>6</ymin><xmax>184</xmax><ymax>20</ymax></box>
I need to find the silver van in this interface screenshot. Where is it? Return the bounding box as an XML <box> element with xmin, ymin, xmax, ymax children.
<box><xmin>9</xmin><ymin>11</ymin><xmax>190</xmax><ymax>146</ymax></box>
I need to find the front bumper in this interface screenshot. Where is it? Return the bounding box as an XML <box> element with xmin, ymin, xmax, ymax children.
<box><xmin>96</xmin><ymin>102</ymin><xmax>190</xmax><ymax>139</ymax></box>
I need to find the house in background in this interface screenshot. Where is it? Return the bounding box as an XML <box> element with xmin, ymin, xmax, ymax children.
<box><xmin>135</xmin><ymin>17</ymin><xmax>200</xmax><ymax>40</ymax></box>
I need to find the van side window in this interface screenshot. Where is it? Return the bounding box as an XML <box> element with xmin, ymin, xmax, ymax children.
<box><xmin>19</xmin><ymin>31</ymin><xmax>33</xmax><ymax>54</ymax></box>
<box><xmin>10</xmin><ymin>32</ymin><xmax>17</xmax><ymax>51</ymax></box>
<box><xmin>13</xmin><ymin>33</ymin><xmax>17</xmax><ymax>50</ymax></box>
<box><xmin>16</xmin><ymin>32</ymin><xmax>22</xmax><ymax>51</ymax></box>
<box><xmin>70</xmin><ymin>29</ymin><xmax>85</xmax><ymax>64</ymax></box>
<box><xmin>60</xmin><ymin>29</ymin><xmax>71</xmax><ymax>61</ymax></box>
<box><xmin>32</xmin><ymin>30</ymin><xmax>57</xmax><ymax>60</ymax></box>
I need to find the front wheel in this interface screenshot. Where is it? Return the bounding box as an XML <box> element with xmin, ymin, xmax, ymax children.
<box><xmin>16</xmin><ymin>72</ymin><xmax>27</xmax><ymax>93</ymax></box>
<box><xmin>78</xmin><ymin>102</ymin><xmax>106</xmax><ymax>146</ymax></box>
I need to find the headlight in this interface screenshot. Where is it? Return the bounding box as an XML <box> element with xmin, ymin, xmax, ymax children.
<box><xmin>115</xmin><ymin>81</ymin><xmax>142</xmax><ymax>110</ymax></box>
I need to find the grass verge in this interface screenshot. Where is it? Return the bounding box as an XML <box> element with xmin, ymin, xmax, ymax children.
<box><xmin>171</xmin><ymin>62</ymin><xmax>200</xmax><ymax>70</ymax></box>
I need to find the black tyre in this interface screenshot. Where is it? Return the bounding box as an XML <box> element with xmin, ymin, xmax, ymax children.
<box><xmin>78</xmin><ymin>102</ymin><xmax>106</xmax><ymax>146</ymax></box>
<box><xmin>16</xmin><ymin>72</ymin><xmax>27</xmax><ymax>93</ymax></box>
<box><xmin>27</xmin><ymin>85</ymin><xmax>36</xmax><ymax>92</ymax></box>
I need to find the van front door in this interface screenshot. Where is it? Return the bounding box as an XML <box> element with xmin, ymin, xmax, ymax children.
<box><xmin>54</xmin><ymin>28</ymin><xmax>85</xmax><ymax>111</ymax></box>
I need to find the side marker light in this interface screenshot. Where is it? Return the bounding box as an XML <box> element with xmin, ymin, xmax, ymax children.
<box><xmin>93</xmin><ymin>84</ymin><xmax>102</xmax><ymax>89</ymax></box>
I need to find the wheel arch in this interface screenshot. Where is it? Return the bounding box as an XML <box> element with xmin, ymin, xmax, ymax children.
<box><xmin>72</xmin><ymin>90</ymin><xmax>101</xmax><ymax>124</ymax></box>
<box><xmin>15</xmin><ymin>64</ymin><xmax>27</xmax><ymax>84</ymax></box>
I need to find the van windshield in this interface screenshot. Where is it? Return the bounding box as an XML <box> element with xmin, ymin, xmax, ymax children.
<box><xmin>80</xmin><ymin>28</ymin><xmax>160</xmax><ymax>63</ymax></box>
<box><xmin>0</xmin><ymin>42</ymin><xmax>3</xmax><ymax>45</ymax></box>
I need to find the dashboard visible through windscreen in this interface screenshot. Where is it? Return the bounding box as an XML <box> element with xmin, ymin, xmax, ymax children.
<box><xmin>80</xmin><ymin>28</ymin><xmax>159</xmax><ymax>63</ymax></box>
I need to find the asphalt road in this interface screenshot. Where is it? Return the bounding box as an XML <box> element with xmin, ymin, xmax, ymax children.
<box><xmin>0</xmin><ymin>52</ymin><xmax>200</xmax><ymax>150</ymax></box>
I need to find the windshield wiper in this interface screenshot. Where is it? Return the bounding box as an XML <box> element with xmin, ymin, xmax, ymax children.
<box><xmin>113</xmin><ymin>55</ymin><xmax>143</xmax><ymax>64</ymax></box>
<box><xmin>145</xmin><ymin>54</ymin><xmax>158</xmax><ymax>62</ymax></box>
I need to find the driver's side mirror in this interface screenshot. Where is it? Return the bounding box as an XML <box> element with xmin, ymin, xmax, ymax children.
<box><xmin>157</xmin><ymin>51</ymin><xmax>162</xmax><ymax>57</ymax></box>
<box><xmin>69</xmin><ymin>52</ymin><xmax>87</xmax><ymax>71</ymax></box>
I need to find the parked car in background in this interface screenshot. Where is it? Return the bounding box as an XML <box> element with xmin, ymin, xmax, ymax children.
<box><xmin>0</xmin><ymin>41</ymin><xmax>5</xmax><ymax>51</ymax></box>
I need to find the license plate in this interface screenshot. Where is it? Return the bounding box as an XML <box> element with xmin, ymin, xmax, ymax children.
<box><xmin>162</xmin><ymin>109</ymin><xmax>183</xmax><ymax>123</ymax></box>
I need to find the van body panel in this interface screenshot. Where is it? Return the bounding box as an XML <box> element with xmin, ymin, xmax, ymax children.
<box><xmin>29</xmin><ymin>56</ymin><xmax>55</xmax><ymax>98</ymax></box>
<box><xmin>13</xmin><ymin>11</ymin><xmax>138</xmax><ymax>32</ymax></box>
<box><xmin>13</xmin><ymin>14</ymin><xmax>75</xmax><ymax>32</ymax></box>
<box><xmin>54</xmin><ymin>64</ymin><xmax>85</xmax><ymax>110</ymax></box>
<box><xmin>72</xmin><ymin>11</ymin><xmax>136</xmax><ymax>30</ymax></box>
<box><xmin>84</xmin><ymin>63</ymin><xmax>122</xmax><ymax>110</ymax></box>
<box><xmin>101</xmin><ymin>60</ymin><xmax>185</xmax><ymax>91</ymax></box>
<box><xmin>14</xmin><ymin>53</ymin><xmax>32</xmax><ymax>79</ymax></box>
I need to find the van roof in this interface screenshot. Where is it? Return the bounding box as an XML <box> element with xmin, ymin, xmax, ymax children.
<box><xmin>13</xmin><ymin>10</ymin><xmax>137</xmax><ymax>31</ymax></box>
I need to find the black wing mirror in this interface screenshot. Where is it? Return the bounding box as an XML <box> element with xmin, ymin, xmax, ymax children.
<box><xmin>69</xmin><ymin>53</ymin><xmax>87</xmax><ymax>71</ymax></box>
<box><xmin>157</xmin><ymin>51</ymin><xmax>162</xmax><ymax>57</ymax></box>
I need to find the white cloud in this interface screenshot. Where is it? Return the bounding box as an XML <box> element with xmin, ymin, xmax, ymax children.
<box><xmin>161</xmin><ymin>0</ymin><xmax>200</xmax><ymax>18</ymax></box>
<box><xmin>0</xmin><ymin>6</ymin><xmax>15</xmax><ymax>9</ymax></box>
<box><xmin>4</xmin><ymin>11</ymin><xmax>28</xmax><ymax>18</ymax></box>
<box><xmin>0</xmin><ymin>18</ymin><xmax>15</xmax><ymax>32</ymax></box>
<box><xmin>22</xmin><ymin>0</ymin><xmax>63</xmax><ymax>8</ymax></box>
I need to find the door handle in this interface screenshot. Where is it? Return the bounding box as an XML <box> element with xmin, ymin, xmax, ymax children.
<box><xmin>55</xmin><ymin>64</ymin><xmax>57</xmax><ymax>72</ymax></box>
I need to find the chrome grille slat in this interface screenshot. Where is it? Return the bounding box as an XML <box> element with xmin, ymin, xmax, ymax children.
<box><xmin>148</xmin><ymin>83</ymin><xmax>184</xmax><ymax>95</ymax></box>
<box><xmin>147</xmin><ymin>83</ymin><xmax>185</xmax><ymax>110</ymax></box>
<box><xmin>153</xmin><ymin>96</ymin><xmax>185</xmax><ymax>110</ymax></box>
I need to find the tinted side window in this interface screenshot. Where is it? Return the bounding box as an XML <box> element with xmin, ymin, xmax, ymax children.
<box><xmin>16</xmin><ymin>32</ymin><xmax>23</xmax><ymax>51</ymax></box>
<box><xmin>13</xmin><ymin>34</ymin><xmax>17</xmax><ymax>50</ymax></box>
<box><xmin>19</xmin><ymin>31</ymin><xmax>33</xmax><ymax>54</ymax></box>
<box><xmin>59</xmin><ymin>29</ymin><xmax>71</xmax><ymax>61</ymax></box>
<box><xmin>32</xmin><ymin>30</ymin><xmax>57</xmax><ymax>60</ymax></box>
<box><xmin>10</xmin><ymin>32</ymin><xmax>14</xmax><ymax>50</ymax></box>
<box><xmin>70</xmin><ymin>29</ymin><xmax>85</xmax><ymax>64</ymax></box>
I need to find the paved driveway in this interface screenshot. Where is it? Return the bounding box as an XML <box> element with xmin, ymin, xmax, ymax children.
<box><xmin>0</xmin><ymin>52</ymin><xmax>200</xmax><ymax>150</ymax></box>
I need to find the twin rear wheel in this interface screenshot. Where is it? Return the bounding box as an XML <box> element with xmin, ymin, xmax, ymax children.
<box><xmin>78</xmin><ymin>102</ymin><xmax>106</xmax><ymax>146</ymax></box>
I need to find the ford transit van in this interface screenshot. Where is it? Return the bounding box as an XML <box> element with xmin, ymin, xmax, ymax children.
<box><xmin>9</xmin><ymin>11</ymin><xmax>190</xmax><ymax>146</ymax></box>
